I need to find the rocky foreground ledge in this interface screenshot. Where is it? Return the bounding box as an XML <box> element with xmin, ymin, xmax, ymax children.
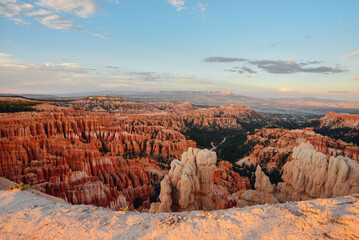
<box><xmin>0</xmin><ymin>185</ymin><xmax>358</xmax><ymax>240</ymax></box>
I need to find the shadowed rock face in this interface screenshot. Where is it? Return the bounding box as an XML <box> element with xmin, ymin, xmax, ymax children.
<box><xmin>238</xmin><ymin>143</ymin><xmax>359</xmax><ymax>207</ymax></box>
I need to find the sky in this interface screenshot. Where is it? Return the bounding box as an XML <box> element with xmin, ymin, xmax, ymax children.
<box><xmin>0</xmin><ymin>0</ymin><xmax>359</xmax><ymax>100</ymax></box>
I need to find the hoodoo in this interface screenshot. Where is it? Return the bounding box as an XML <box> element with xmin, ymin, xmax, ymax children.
<box><xmin>150</xmin><ymin>148</ymin><xmax>217</xmax><ymax>213</ymax></box>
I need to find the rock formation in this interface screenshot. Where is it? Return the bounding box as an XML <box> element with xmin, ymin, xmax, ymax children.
<box><xmin>238</xmin><ymin>127</ymin><xmax>359</xmax><ymax>172</ymax></box>
<box><xmin>237</xmin><ymin>165</ymin><xmax>279</xmax><ymax>207</ymax></box>
<box><xmin>238</xmin><ymin>142</ymin><xmax>359</xmax><ymax>206</ymax></box>
<box><xmin>276</xmin><ymin>142</ymin><xmax>359</xmax><ymax>202</ymax></box>
<box><xmin>318</xmin><ymin>112</ymin><xmax>359</xmax><ymax>130</ymax></box>
<box><xmin>212</xmin><ymin>161</ymin><xmax>250</xmax><ymax>209</ymax></box>
<box><xmin>150</xmin><ymin>148</ymin><xmax>217</xmax><ymax>213</ymax></box>
<box><xmin>0</xmin><ymin>108</ymin><xmax>195</xmax><ymax>211</ymax></box>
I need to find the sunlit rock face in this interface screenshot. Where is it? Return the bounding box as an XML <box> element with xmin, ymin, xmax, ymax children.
<box><xmin>150</xmin><ymin>148</ymin><xmax>217</xmax><ymax>213</ymax></box>
<box><xmin>0</xmin><ymin>109</ymin><xmax>195</xmax><ymax>211</ymax></box>
<box><xmin>319</xmin><ymin>112</ymin><xmax>359</xmax><ymax>130</ymax></box>
<box><xmin>238</xmin><ymin>142</ymin><xmax>359</xmax><ymax>206</ymax></box>
<box><xmin>238</xmin><ymin>128</ymin><xmax>359</xmax><ymax>172</ymax></box>
<box><xmin>276</xmin><ymin>142</ymin><xmax>359</xmax><ymax>202</ymax></box>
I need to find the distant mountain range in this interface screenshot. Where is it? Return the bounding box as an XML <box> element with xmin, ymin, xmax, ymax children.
<box><xmin>1</xmin><ymin>91</ymin><xmax>359</xmax><ymax>121</ymax></box>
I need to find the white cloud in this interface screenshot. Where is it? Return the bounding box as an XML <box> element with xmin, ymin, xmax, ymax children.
<box><xmin>92</xmin><ymin>33</ymin><xmax>109</xmax><ymax>39</ymax></box>
<box><xmin>168</xmin><ymin>0</ymin><xmax>186</xmax><ymax>11</ymax></box>
<box><xmin>39</xmin><ymin>14</ymin><xmax>80</xmax><ymax>30</ymax></box>
<box><xmin>0</xmin><ymin>0</ymin><xmax>94</xmax><ymax>30</ymax></box>
<box><xmin>277</xmin><ymin>87</ymin><xmax>295</xmax><ymax>94</ymax></box>
<box><xmin>198</xmin><ymin>2</ymin><xmax>208</xmax><ymax>12</ymax></box>
<box><xmin>0</xmin><ymin>0</ymin><xmax>33</xmax><ymax>18</ymax></box>
<box><xmin>0</xmin><ymin>57</ymin><xmax>94</xmax><ymax>74</ymax></box>
<box><xmin>343</xmin><ymin>51</ymin><xmax>359</xmax><ymax>59</ymax></box>
<box><xmin>0</xmin><ymin>52</ymin><xmax>10</xmax><ymax>58</ymax></box>
<box><xmin>37</xmin><ymin>0</ymin><xmax>97</xmax><ymax>18</ymax></box>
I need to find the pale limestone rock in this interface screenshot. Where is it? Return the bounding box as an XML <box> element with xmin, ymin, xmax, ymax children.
<box><xmin>150</xmin><ymin>147</ymin><xmax>216</xmax><ymax>213</ymax></box>
<box><xmin>277</xmin><ymin>142</ymin><xmax>359</xmax><ymax>201</ymax></box>
<box><xmin>239</xmin><ymin>142</ymin><xmax>359</xmax><ymax>207</ymax></box>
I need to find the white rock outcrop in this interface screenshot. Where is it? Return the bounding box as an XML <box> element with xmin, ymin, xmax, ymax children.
<box><xmin>239</xmin><ymin>142</ymin><xmax>359</xmax><ymax>206</ymax></box>
<box><xmin>150</xmin><ymin>147</ymin><xmax>217</xmax><ymax>213</ymax></box>
<box><xmin>276</xmin><ymin>142</ymin><xmax>359</xmax><ymax>202</ymax></box>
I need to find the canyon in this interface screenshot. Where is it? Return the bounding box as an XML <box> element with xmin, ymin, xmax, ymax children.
<box><xmin>0</xmin><ymin>96</ymin><xmax>359</xmax><ymax>212</ymax></box>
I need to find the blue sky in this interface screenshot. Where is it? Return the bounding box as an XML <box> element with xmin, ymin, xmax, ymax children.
<box><xmin>0</xmin><ymin>0</ymin><xmax>358</xmax><ymax>100</ymax></box>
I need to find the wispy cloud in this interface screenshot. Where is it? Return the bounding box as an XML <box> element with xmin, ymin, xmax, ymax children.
<box><xmin>205</xmin><ymin>57</ymin><xmax>346</xmax><ymax>74</ymax></box>
<box><xmin>277</xmin><ymin>87</ymin><xmax>295</xmax><ymax>94</ymax></box>
<box><xmin>198</xmin><ymin>2</ymin><xmax>208</xmax><ymax>12</ymax></box>
<box><xmin>328</xmin><ymin>91</ymin><xmax>350</xmax><ymax>94</ymax></box>
<box><xmin>0</xmin><ymin>57</ymin><xmax>94</xmax><ymax>74</ymax></box>
<box><xmin>37</xmin><ymin>0</ymin><xmax>96</xmax><ymax>18</ymax></box>
<box><xmin>58</xmin><ymin>58</ymin><xmax>71</xmax><ymax>63</ymax></box>
<box><xmin>204</xmin><ymin>57</ymin><xmax>247</xmax><ymax>62</ymax></box>
<box><xmin>0</xmin><ymin>52</ymin><xmax>10</xmax><ymax>58</ymax></box>
<box><xmin>249</xmin><ymin>59</ymin><xmax>345</xmax><ymax>74</ymax></box>
<box><xmin>92</xmin><ymin>33</ymin><xmax>109</xmax><ymax>39</ymax></box>
<box><xmin>103</xmin><ymin>65</ymin><xmax>118</xmax><ymax>69</ymax></box>
<box><xmin>343</xmin><ymin>51</ymin><xmax>359</xmax><ymax>59</ymax></box>
<box><xmin>235</xmin><ymin>66</ymin><xmax>257</xmax><ymax>74</ymax></box>
<box><xmin>39</xmin><ymin>14</ymin><xmax>80</xmax><ymax>30</ymax></box>
<box><xmin>168</xmin><ymin>0</ymin><xmax>186</xmax><ymax>11</ymax></box>
<box><xmin>351</xmin><ymin>77</ymin><xmax>359</xmax><ymax>81</ymax></box>
<box><xmin>0</xmin><ymin>0</ymin><xmax>84</xmax><ymax>30</ymax></box>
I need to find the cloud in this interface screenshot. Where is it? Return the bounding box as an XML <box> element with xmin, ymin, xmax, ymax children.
<box><xmin>168</xmin><ymin>0</ymin><xmax>186</xmax><ymax>11</ymax></box>
<box><xmin>351</xmin><ymin>77</ymin><xmax>359</xmax><ymax>81</ymax></box>
<box><xmin>236</xmin><ymin>66</ymin><xmax>257</xmax><ymax>74</ymax></box>
<box><xmin>0</xmin><ymin>0</ymin><xmax>33</xmax><ymax>18</ymax></box>
<box><xmin>37</xmin><ymin>0</ymin><xmax>96</xmax><ymax>18</ymax></box>
<box><xmin>300</xmin><ymin>61</ymin><xmax>321</xmax><ymax>65</ymax></box>
<box><xmin>92</xmin><ymin>33</ymin><xmax>108</xmax><ymax>39</ymax></box>
<box><xmin>343</xmin><ymin>51</ymin><xmax>359</xmax><ymax>59</ymax></box>
<box><xmin>204</xmin><ymin>57</ymin><xmax>247</xmax><ymax>62</ymax></box>
<box><xmin>225</xmin><ymin>69</ymin><xmax>237</xmax><ymax>73</ymax></box>
<box><xmin>39</xmin><ymin>14</ymin><xmax>80</xmax><ymax>30</ymax></box>
<box><xmin>205</xmin><ymin>57</ymin><xmax>346</xmax><ymax>74</ymax></box>
<box><xmin>198</xmin><ymin>2</ymin><xmax>208</xmax><ymax>12</ymax></box>
<box><xmin>0</xmin><ymin>58</ymin><xmax>95</xmax><ymax>74</ymax></box>
<box><xmin>128</xmin><ymin>71</ymin><xmax>160</xmax><ymax>81</ymax></box>
<box><xmin>103</xmin><ymin>65</ymin><xmax>118</xmax><ymax>69</ymax></box>
<box><xmin>248</xmin><ymin>59</ymin><xmax>343</xmax><ymax>74</ymax></box>
<box><xmin>328</xmin><ymin>91</ymin><xmax>350</xmax><ymax>94</ymax></box>
<box><xmin>277</xmin><ymin>87</ymin><xmax>295</xmax><ymax>94</ymax></box>
<box><xmin>0</xmin><ymin>0</ymin><xmax>97</xmax><ymax>31</ymax></box>
<box><xmin>0</xmin><ymin>52</ymin><xmax>10</xmax><ymax>58</ymax></box>
<box><xmin>58</xmin><ymin>58</ymin><xmax>71</xmax><ymax>63</ymax></box>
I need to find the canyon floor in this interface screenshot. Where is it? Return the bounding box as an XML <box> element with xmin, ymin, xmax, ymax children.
<box><xmin>1</xmin><ymin>180</ymin><xmax>358</xmax><ymax>240</ymax></box>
